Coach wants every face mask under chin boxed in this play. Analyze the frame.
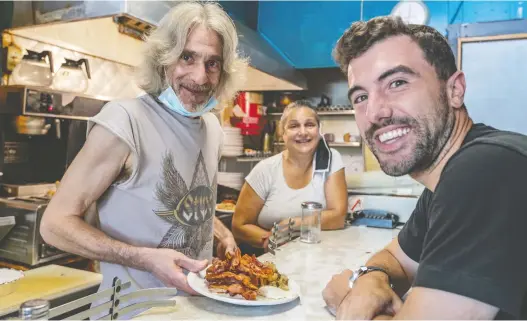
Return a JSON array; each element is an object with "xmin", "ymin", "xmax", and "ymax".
[{"xmin": 158, "ymin": 84, "xmax": 218, "ymax": 118}]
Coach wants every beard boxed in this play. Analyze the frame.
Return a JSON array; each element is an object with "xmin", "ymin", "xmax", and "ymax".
[
  {"xmin": 173, "ymin": 80, "xmax": 214, "ymax": 112},
  {"xmin": 365, "ymin": 88, "xmax": 455, "ymax": 176}
]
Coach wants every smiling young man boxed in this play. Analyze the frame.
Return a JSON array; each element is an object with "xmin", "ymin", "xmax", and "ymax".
[
  {"xmin": 322, "ymin": 16, "xmax": 527, "ymax": 320},
  {"xmin": 40, "ymin": 2, "xmax": 246, "ymax": 316}
]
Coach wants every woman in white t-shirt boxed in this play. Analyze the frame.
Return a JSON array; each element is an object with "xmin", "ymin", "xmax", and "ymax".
[{"xmin": 232, "ymin": 101, "xmax": 348, "ymax": 253}]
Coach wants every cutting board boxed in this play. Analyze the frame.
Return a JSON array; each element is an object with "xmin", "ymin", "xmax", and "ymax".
[{"xmin": 0, "ymin": 264, "xmax": 102, "ymax": 316}]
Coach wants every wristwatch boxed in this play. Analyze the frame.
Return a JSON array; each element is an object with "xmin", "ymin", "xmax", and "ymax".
[{"xmin": 349, "ymin": 266, "xmax": 394, "ymax": 289}]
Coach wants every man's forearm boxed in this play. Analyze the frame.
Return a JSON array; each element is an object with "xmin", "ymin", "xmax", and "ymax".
[
  {"xmin": 364, "ymin": 249, "xmax": 412, "ymax": 297},
  {"xmin": 41, "ymin": 215, "xmax": 150, "ymax": 271},
  {"xmin": 213, "ymin": 216, "xmax": 233, "ymax": 241}
]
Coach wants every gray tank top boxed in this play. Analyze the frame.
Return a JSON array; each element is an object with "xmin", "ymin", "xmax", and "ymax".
[{"xmin": 86, "ymin": 94, "xmax": 222, "ymax": 315}]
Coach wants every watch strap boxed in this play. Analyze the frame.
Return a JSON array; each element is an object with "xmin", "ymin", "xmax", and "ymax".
[{"xmin": 349, "ymin": 266, "xmax": 394, "ymax": 289}]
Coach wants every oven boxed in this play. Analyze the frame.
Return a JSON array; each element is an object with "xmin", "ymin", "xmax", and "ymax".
[{"xmin": 0, "ymin": 194, "xmax": 68, "ymax": 266}]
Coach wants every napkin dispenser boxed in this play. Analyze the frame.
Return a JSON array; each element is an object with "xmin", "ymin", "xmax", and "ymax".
[{"xmin": 347, "ymin": 209, "xmax": 400, "ymax": 229}]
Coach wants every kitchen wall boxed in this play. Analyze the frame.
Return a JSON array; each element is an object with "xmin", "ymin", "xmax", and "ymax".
[
  {"xmin": 448, "ymin": 19, "xmax": 527, "ymax": 136},
  {"xmin": 3, "ymin": 32, "xmax": 143, "ymax": 100},
  {"xmin": 0, "ymin": 1, "xmax": 257, "ymax": 99},
  {"xmin": 257, "ymin": 1, "xmax": 527, "ymax": 69},
  {"xmin": 1, "ymin": 1, "xmax": 143, "ymax": 99},
  {"xmin": 220, "ymin": 1, "xmax": 259, "ymax": 30},
  {"xmin": 296, "ymin": 68, "xmax": 360, "ymax": 142},
  {"xmin": 260, "ymin": 68, "xmax": 350, "ymax": 108},
  {"xmin": 299, "ymin": 68, "xmax": 349, "ymax": 106}
]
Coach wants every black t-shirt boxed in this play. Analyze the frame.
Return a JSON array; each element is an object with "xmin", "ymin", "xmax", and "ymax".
[{"xmin": 398, "ymin": 123, "xmax": 527, "ymax": 319}]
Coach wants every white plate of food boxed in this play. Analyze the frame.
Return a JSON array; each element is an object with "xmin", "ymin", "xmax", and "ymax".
[
  {"xmin": 188, "ymin": 249, "xmax": 300, "ymax": 306},
  {"xmin": 215, "ymin": 200, "xmax": 236, "ymax": 214}
]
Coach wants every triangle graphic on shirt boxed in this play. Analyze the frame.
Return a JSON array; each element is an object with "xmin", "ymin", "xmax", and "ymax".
[{"xmin": 153, "ymin": 149, "xmax": 215, "ymax": 258}]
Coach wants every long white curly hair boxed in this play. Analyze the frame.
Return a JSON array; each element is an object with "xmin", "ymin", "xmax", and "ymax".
[{"xmin": 135, "ymin": 1, "xmax": 247, "ymax": 104}]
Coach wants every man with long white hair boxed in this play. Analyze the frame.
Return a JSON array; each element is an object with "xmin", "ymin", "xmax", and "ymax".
[{"xmin": 40, "ymin": 1, "xmax": 246, "ymax": 301}]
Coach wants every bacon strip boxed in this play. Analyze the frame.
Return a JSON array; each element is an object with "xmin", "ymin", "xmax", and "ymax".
[{"xmin": 205, "ymin": 248, "xmax": 285, "ymax": 300}]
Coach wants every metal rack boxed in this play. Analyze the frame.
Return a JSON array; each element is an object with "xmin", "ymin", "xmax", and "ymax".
[
  {"xmin": 267, "ymin": 218, "xmax": 300, "ymax": 255},
  {"xmin": 17, "ymin": 277, "xmax": 178, "ymax": 320}
]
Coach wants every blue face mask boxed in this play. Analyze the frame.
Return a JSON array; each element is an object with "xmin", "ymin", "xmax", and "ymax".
[{"xmin": 158, "ymin": 85, "xmax": 218, "ymax": 118}]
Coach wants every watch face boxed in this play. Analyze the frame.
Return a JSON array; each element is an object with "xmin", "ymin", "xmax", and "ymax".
[{"xmin": 391, "ymin": 0, "xmax": 429, "ymax": 25}]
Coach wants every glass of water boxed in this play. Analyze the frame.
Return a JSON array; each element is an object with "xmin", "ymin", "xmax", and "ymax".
[{"xmin": 300, "ymin": 201, "xmax": 323, "ymax": 243}]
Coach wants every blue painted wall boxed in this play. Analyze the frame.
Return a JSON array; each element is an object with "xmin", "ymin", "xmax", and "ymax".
[
  {"xmin": 219, "ymin": 1, "xmax": 259, "ymax": 29},
  {"xmin": 258, "ymin": 1, "xmax": 527, "ymax": 69}
]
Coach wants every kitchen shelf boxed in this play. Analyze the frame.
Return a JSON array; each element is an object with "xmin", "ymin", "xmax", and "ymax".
[
  {"xmin": 274, "ymin": 142, "xmax": 361, "ymax": 148},
  {"xmin": 268, "ymin": 110, "xmax": 355, "ymax": 116}
]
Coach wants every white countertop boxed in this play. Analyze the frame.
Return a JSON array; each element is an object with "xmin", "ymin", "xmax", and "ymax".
[{"xmin": 133, "ymin": 226, "xmax": 400, "ymax": 320}]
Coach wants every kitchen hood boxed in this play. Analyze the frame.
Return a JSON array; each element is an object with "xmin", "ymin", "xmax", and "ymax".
[{"xmin": 7, "ymin": 1, "xmax": 307, "ymax": 91}]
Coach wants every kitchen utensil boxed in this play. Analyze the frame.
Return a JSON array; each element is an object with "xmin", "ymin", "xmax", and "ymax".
[
  {"xmin": 3, "ymin": 36, "xmax": 23, "ymax": 73},
  {"xmin": 54, "ymin": 119, "xmax": 61, "ymax": 139},
  {"xmin": 317, "ymin": 94, "xmax": 331, "ymax": 108},
  {"xmin": 323, "ymin": 133, "xmax": 335, "ymax": 143},
  {"xmin": 52, "ymin": 58, "xmax": 91, "ymax": 93},
  {"xmin": 300, "ymin": 201, "xmax": 323, "ymax": 243},
  {"xmin": 9, "ymin": 50, "xmax": 54, "ymax": 87},
  {"xmin": 277, "ymin": 92, "xmax": 293, "ymax": 108},
  {"xmin": 261, "ymin": 120, "xmax": 275, "ymax": 154},
  {"xmin": 344, "ymin": 133, "xmax": 361, "ymax": 143}
]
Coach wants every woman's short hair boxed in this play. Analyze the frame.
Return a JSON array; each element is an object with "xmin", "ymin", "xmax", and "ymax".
[
  {"xmin": 135, "ymin": 1, "xmax": 248, "ymax": 103},
  {"xmin": 280, "ymin": 100, "xmax": 320, "ymax": 131}
]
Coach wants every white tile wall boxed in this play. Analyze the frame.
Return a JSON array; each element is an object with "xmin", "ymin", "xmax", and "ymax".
[{"xmin": 8, "ymin": 34, "xmax": 144, "ymax": 100}]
